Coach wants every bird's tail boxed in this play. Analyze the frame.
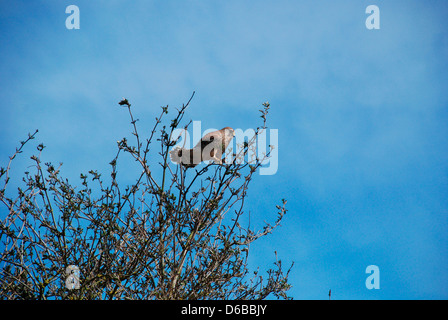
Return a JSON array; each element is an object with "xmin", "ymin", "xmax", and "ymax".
[
  {"xmin": 169, "ymin": 147, "xmax": 197, "ymax": 168},
  {"xmin": 169, "ymin": 146, "xmax": 184, "ymax": 164}
]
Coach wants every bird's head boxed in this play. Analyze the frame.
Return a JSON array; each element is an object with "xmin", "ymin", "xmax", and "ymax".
[{"xmin": 222, "ymin": 127, "xmax": 235, "ymax": 137}]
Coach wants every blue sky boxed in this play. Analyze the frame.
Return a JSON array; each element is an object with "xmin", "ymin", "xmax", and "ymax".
[{"xmin": 1, "ymin": 0, "xmax": 448, "ymax": 299}]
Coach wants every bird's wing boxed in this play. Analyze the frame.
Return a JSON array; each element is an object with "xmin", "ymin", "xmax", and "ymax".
[{"xmin": 194, "ymin": 130, "xmax": 222, "ymax": 150}]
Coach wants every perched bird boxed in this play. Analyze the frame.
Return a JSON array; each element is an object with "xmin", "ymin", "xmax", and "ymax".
[{"xmin": 169, "ymin": 127, "xmax": 235, "ymax": 168}]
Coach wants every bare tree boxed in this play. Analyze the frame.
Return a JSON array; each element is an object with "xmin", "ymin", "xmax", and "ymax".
[{"xmin": 0, "ymin": 92, "xmax": 293, "ymax": 300}]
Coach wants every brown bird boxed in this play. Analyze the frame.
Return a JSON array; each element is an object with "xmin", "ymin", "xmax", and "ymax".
[{"xmin": 169, "ymin": 127, "xmax": 235, "ymax": 168}]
